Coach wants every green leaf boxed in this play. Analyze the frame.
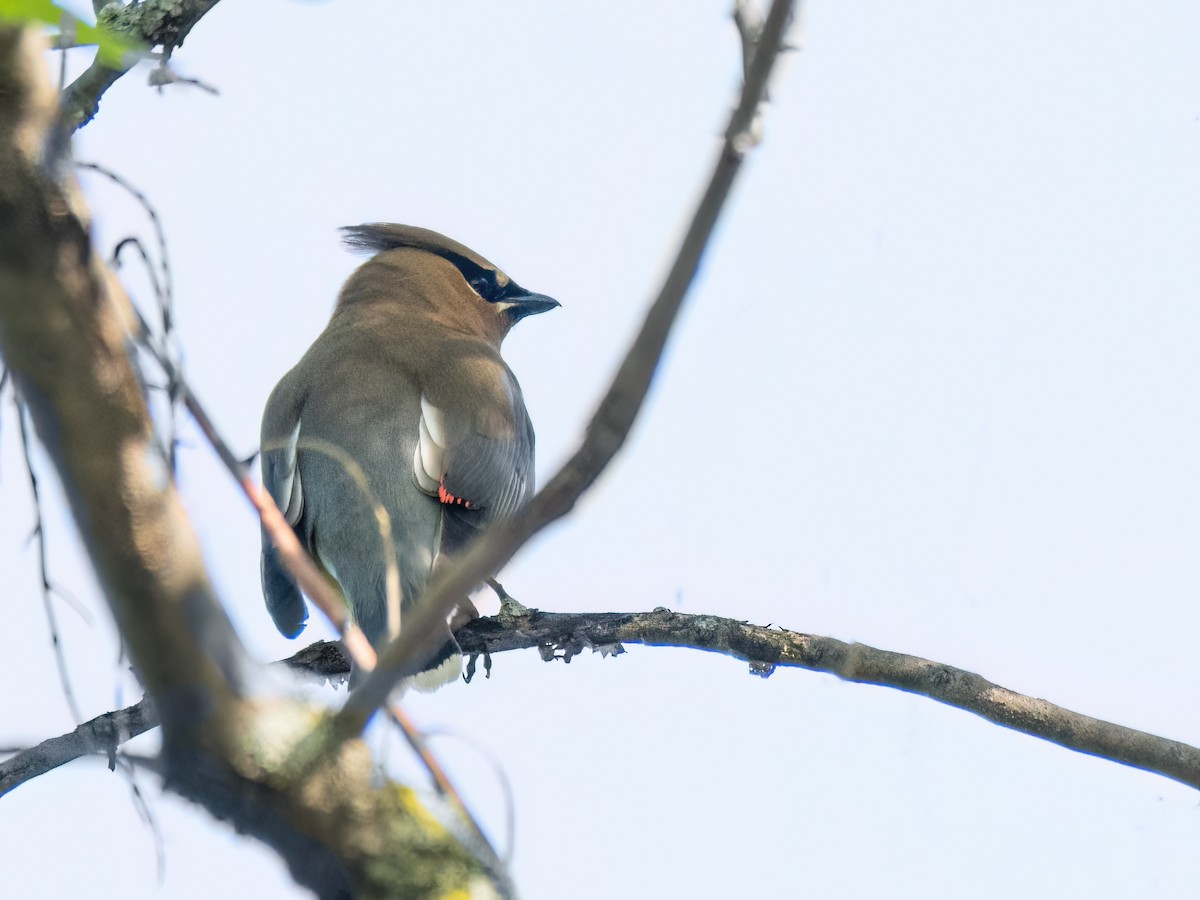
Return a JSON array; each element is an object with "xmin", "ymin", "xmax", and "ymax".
[{"xmin": 0, "ymin": 0, "xmax": 142, "ymax": 68}]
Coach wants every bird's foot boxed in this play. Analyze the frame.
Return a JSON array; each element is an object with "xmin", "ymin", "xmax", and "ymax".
[{"xmin": 448, "ymin": 597, "xmax": 480, "ymax": 631}]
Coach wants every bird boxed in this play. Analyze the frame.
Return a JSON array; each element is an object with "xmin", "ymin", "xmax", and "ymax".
[{"xmin": 259, "ymin": 224, "xmax": 558, "ymax": 689}]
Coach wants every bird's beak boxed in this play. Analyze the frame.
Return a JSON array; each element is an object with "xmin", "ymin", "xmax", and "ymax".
[{"xmin": 496, "ymin": 291, "xmax": 561, "ymax": 321}]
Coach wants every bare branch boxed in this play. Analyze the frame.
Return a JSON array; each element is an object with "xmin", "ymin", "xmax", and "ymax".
[
  {"xmin": 10, "ymin": 607, "xmax": 1200, "ymax": 796},
  {"xmin": 733, "ymin": 0, "xmax": 765, "ymax": 83},
  {"xmin": 60, "ymin": 0, "xmax": 222, "ymax": 132},
  {"xmin": 0, "ymin": 697, "xmax": 157, "ymax": 796},
  {"xmin": 454, "ymin": 609, "xmax": 1200, "ymax": 792}
]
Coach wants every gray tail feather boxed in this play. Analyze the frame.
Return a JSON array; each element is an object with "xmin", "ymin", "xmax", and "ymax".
[{"xmin": 261, "ymin": 543, "xmax": 308, "ymax": 638}]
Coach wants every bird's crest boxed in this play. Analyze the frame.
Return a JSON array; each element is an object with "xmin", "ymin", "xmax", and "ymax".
[{"xmin": 341, "ymin": 223, "xmax": 506, "ymax": 287}]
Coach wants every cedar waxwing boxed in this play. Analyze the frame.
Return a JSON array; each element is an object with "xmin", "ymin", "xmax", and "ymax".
[{"xmin": 259, "ymin": 224, "xmax": 558, "ymax": 688}]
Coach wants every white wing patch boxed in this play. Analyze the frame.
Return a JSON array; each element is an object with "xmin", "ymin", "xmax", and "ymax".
[
  {"xmin": 277, "ymin": 418, "xmax": 304, "ymax": 525},
  {"xmin": 415, "ymin": 418, "xmax": 442, "ymax": 493},
  {"xmin": 421, "ymin": 395, "xmax": 449, "ymax": 446},
  {"xmin": 413, "ymin": 395, "xmax": 448, "ymax": 495}
]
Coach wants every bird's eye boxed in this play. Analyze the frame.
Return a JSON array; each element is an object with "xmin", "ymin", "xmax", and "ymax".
[{"xmin": 468, "ymin": 275, "xmax": 493, "ymax": 300}]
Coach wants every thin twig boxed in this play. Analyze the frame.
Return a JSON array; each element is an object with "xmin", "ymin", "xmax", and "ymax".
[
  {"xmin": 733, "ymin": 0, "xmax": 764, "ymax": 83},
  {"xmin": 149, "ymin": 60, "xmax": 219, "ymax": 95},
  {"xmin": 77, "ymin": 163, "xmax": 174, "ymax": 333},
  {"xmin": 16, "ymin": 398, "xmax": 86, "ymax": 724},
  {"xmin": 424, "ymin": 728, "xmax": 519, "ymax": 865},
  {"xmin": 78, "ymin": 161, "xmax": 180, "ymax": 467},
  {"xmin": 118, "ymin": 755, "xmax": 168, "ymax": 885}
]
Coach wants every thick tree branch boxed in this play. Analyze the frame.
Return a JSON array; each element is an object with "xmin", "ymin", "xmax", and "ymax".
[
  {"xmin": 0, "ymin": 27, "xmax": 498, "ymax": 899},
  {"xmin": 1, "ymin": 28, "xmax": 245, "ymax": 723},
  {"xmin": 10, "ymin": 608, "xmax": 1198, "ymax": 796}
]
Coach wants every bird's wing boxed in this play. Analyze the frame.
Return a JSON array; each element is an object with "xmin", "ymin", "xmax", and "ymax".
[
  {"xmin": 413, "ymin": 370, "xmax": 535, "ymax": 553},
  {"xmin": 259, "ymin": 374, "xmax": 310, "ymax": 638},
  {"xmin": 263, "ymin": 417, "xmax": 305, "ymax": 527}
]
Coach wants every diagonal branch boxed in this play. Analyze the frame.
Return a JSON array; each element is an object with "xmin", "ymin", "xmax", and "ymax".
[{"xmin": 0, "ymin": 27, "xmax": 500, "ymax": 898}]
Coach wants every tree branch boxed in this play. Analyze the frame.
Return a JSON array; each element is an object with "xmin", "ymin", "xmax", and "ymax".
[
  {"xmin": 456, "ymin": 609, "xmax": 1200, "ymax": 791},
  {"xmin": 0, "ymin": 26, "xmax": 500, "ymax": 898},
  {"xmin": 0, "ymin": 697, "xmax": 158, "ymax": 795},
  {"xmin": 60, "ymin": 0, "xmax": 222, "ymax": 132},
  {"xmin": 10, "ymin": 608, "xmax": 1198, "ymax": 796}
]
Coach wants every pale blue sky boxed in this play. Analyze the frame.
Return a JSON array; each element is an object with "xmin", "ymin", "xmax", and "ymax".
[{"xmin": 4, "ymin": 2, "xmax": 1200, "ymax": 897}]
